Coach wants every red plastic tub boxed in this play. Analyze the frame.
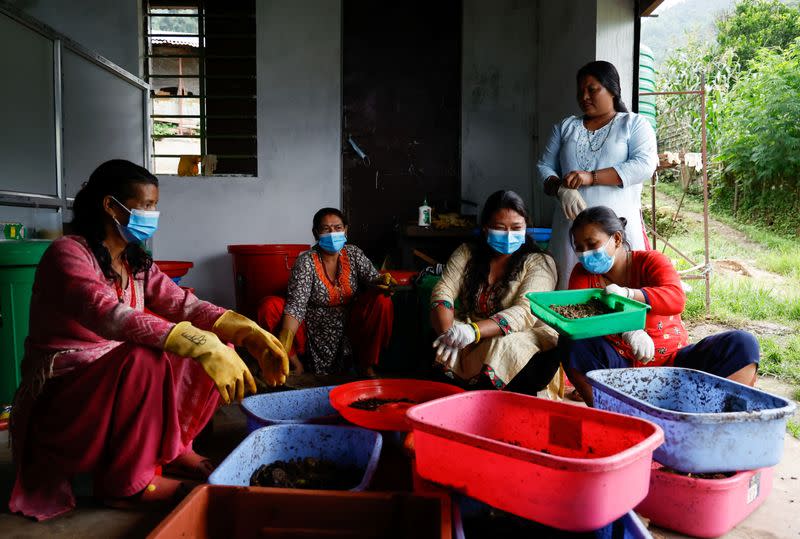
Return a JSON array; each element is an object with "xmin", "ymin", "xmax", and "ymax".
[
  {"xmin": 155, "ymin": 260, "xmax": 194, "ymax": 280},
  {"xmin": 148, "ymin": 485, "xmax": 452, "ymax": 539},
  {"xmin": 636, "ymin": 462, "xmax": 773, "ymax": 538},
  {"xmin": 407, "ymin": 391, "xmax": 664, "ymax": 532},
  {"xmin": 330, "ymin": 379, "xmax": 465, "ymax": 432},
  {"xmin": 227, "ymin": 244, "xmax": 309, "ymax": 319}
]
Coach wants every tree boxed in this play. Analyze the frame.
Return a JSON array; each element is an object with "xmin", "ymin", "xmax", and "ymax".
[
  {"xmin": 716, "ymin": 0, "xmax": 800, "ymax": 71},
  {"xmin": 715, "ymin": 39, "xmax": 800, "ymax": 229}
]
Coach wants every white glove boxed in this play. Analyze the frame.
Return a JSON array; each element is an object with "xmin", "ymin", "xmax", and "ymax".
[
  {"xmin": 621, "ymin": 330, "xmax": 655, "ymax": 363},
  {"xmin": 557, "ymin": 186, "xmax": 587, "ymax": 221},
  {"xmin": 437, "ymin": 322, "xmax": 477, "ymax": 350},
  {"xmin": 433, "ymin": 340, "xmax": 460, "ymax": 370},
  {"xmin": 605, "ymin": 284, "xmax": 633, "ymax": 299}
]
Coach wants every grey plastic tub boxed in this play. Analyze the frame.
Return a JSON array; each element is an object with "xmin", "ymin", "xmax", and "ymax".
[{"xmin": 587, "ymin": 367, "xmax": 796, "ymax": 473}]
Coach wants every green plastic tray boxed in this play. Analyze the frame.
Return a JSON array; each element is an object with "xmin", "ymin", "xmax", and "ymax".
[{"xmin": 526, "ymin": 288, "xmax": 651, "ymax": 340}]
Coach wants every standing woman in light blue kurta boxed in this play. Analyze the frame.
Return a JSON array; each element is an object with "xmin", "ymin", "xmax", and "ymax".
[{"xmin": 537, "ymin": 61, "xmax": 659, "ymax": 288}]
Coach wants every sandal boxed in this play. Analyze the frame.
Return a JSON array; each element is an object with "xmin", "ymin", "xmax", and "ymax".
[
  {"xmin": 104, "ymin": 475, "xmax": 196, "ymax": 510},
  {"xmin": 162, "ymin": 449, "xmax": 215, "ymax": 481}
]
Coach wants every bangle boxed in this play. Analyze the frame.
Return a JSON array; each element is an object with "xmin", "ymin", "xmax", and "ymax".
[
  {"xmin": 470, "ymin": 322, "xmax": 481, "ymax": 343},
  {"xmin": 591, "ymin": 170, "xmax": 598, "ymax": 185}
]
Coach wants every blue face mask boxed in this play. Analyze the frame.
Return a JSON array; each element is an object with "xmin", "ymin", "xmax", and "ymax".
[
  {"xmin": 486, "ymin": 229, "xmax": 526, "ymax": 255},
  {"xmin": 318, "ymin": 231, "xmax": 347, "ymax": 253},
  {"xmin": 112, "ymin": 197, "xmax": 160, "ymax": 243},
  {"xmin": 576, "ymin": 237, "xmax": 615, "ymax": 274}
]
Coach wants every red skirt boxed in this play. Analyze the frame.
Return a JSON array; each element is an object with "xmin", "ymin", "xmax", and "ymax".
[
  {"xmin": 258, "ymin": 290, "xmax": 393, "ymax": 370},
  {"xmin": 9, "ymin": 343, "xmax": 219, "ymax": 520}
]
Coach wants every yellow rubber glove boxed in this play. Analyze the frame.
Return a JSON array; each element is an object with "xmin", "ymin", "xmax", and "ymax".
[
  {"xmin": 375, "ymin": 273, "xmax": 398, "ymax": 295},
  {"xmin": 212, "ymin": 311, "xmax": 289, "ymax": 387},
  {"xmin": 278, "ymin": 327, "xmax": 295, "ymax": 355},
  {"xmin": 164, "ymin": 321, "xmax": 256, "ymax": 404}
]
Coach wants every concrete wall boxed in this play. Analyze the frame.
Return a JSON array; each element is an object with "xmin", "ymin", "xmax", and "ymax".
[
  {"xmin": 596, "ymin": 0, "xmax": 636, "ymax": 108},
  {"xmin": 154, "ymin": 0, "xmax": 342, "ymax": 307},
  {"xmin": 534, "ymin": 0, "xmax": 597, "ymax": 226},
  {"xmin": 5, "ymin": 0, "xmax": 636, "ymax": 304},
  {"xmin": 461, "ymin": 0, "xmax": 537, "ymax": 219},
  {"xmin": 9, "ymin": 0, "xmax": 141, "ymax": 75}
]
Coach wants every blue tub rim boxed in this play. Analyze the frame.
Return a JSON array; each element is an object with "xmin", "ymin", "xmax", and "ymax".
[
  {"xmin": 239, "ymin": 385, "xmax": 340, "ymax": 426},
  {"xmin": 587, "ymin": 367, "xmax": 796, "ymax": 424},
  {"xmin": 208, "ymin": 423, "xmax": 383, "ymax": 492}
]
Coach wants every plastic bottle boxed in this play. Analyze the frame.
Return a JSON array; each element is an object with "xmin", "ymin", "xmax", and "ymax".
[{"xmin": 418, "ymin": 197, "xmax": 432, "ymax": 227}]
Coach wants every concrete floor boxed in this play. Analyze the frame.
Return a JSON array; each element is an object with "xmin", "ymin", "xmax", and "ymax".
[{"xmin": 0, "ymin": 377, "xmax": 799, "ymax": 538}]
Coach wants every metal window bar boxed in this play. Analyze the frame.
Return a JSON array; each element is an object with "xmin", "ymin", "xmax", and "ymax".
[
  {"xmin": 640, "ymin": 77, "xmax": 711, "ymax": 315},
  {"xmin": 145, "ymin": 1, "xmax": 257, "ymax": 175}
]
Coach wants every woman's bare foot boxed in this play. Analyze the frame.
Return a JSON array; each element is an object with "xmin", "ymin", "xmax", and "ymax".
[
  {"xmin": 163, "ymin": 449, "xmax": 215, "ymax": 481},
  {"xmin": 105, "ymin": 475, "xmax": 197, "ymax": 510}
]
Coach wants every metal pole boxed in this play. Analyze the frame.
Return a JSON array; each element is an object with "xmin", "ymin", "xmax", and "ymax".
[
  {"xmin": 651, "ymin": 171, "xmax": 657, "ymax": 249},
  {"xmin": 700, "ymin": 74, "xmax": 711, "ymax": 316}
]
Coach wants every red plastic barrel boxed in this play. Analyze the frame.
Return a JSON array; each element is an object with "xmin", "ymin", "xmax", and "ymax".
[
  {"xmin": 155, "ymin": 260, "xmax": 194, "ymax": 280},
  {"xmin": 227, "ymin": 244, "xmax": 310, "ymax": 319}
]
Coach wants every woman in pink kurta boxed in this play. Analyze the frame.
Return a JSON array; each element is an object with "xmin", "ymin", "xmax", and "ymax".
[{"xmin": 9, "ymin": 160, "xmax": 288, "ymax": 520}]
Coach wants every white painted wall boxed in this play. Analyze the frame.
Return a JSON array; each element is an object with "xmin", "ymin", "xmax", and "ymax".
[
  {"xmin": 597, "ymin": 0, "xmax": 636, "ymax": 108},
  {"xmin": 6, "ymin": 0, "xmax": 635, "ymax": 304},
  {"xmin": 9, "ymin": 0, "xmax": 141, "ymax": 75},
  {"xmin": 153, "ymin": 0, "xmax": 342, "ymax": 307},
  {"xmin": 533, "ymin": 1, "xmax": 597, "ymax": 226},
  {"xmin": 461, "ymin": 0, "xmax": 537, "ymax": 219}
]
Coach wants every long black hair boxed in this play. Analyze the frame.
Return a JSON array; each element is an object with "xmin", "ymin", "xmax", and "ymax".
[
  {"xmin": 461, "ymin": 190, "xmax": 543, "ymax": 314},
  {"xmin": 570, "ymin": 206, "xmax": 631, "ymax": 250},
  {"xmin": 71, "ymin": 159, "xmax": 157, "ymax": 280},
  {"xmin": 577, "ymin": 60, "xmax": 629, "ymax": 113}
]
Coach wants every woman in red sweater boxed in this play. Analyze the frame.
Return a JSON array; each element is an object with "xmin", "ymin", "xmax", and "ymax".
[{"xmin": 561, "ymin": 206, "xmax": 759, "ymax": 405}]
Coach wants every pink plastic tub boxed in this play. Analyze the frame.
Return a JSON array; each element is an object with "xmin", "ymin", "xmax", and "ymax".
[
  {"xmin": 636, "ymin": 462, "xmax": 773, "ymax": 538},
  {"xmin": 406, "ymin": 391, "xmax": 664, "ymax": 531}
]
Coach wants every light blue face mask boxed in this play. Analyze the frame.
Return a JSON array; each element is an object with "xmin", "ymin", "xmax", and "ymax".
[
  {"xmin": 486, "ymin": 229, "xmax": 526, "ymax": 255},
  {"xmin": 318, "ymin": 231, "xmax": 347, "ymax": 253},
  {"xmin": 112, "ymin": 196, "xmax": 160, "ymax": 243},
  {"xmin": 576, "ymin": 237, "xmax": 615, "ymax": 274}
]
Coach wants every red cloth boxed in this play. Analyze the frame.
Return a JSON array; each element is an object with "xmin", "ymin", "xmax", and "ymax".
[
  {"xmin": 568, "ymin": 250, "xmax": 688, "ymax": 366},
  {"xmin": 9, "ymin": 343, "xmax": 219, "ymax": 520},
  {"xmin": 9, "ymin": 236, "xmax": 227, "ymax": 520},
  {"xmin": 257, "ymin": 290, "xmax": 393, "ymax": 370},
  {"xmin": 258, "ymin": 296, "xmax": 308, "ymax": 357},
  {"xmin": 348, "ymin": 289, "xmax": 394, "ymax": 369}
]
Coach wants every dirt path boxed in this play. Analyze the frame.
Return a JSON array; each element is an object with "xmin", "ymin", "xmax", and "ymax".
[{"xmin": 652, "ymin": 190, "xmax": 795, "ymax": 295}]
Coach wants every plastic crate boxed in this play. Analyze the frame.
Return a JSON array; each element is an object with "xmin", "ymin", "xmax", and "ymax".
[
  {"xmin": 240, "ymin": 386, "xmax": 340, "ymax": 432},
  {"xmin": 453, "ymin": 495, "xmax": 652, "ymax": 539},
  {"xmin": 148, "ymin": 485, "xmax": 452, "ymax": 539},
  {"xmin": 406, "ymin": 391, "xmax": 663, "ymax": 531},
  {"xmin": 526, "ymin": 289, "xmax": 650, "ymax": 340},
  {"xmin": 588, "ymin": 367, "xmax": 796, "ymax": 472},
  {"xmin": 208, "ymin": 424, "xmax": 382, "ymax": 491},
  {"xmin": 636, "ymin": 462, "xmax": 773, "ymax": 538}
]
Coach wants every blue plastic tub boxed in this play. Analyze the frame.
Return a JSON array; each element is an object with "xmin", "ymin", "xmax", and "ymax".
[
  {"xmin": 240, "ymin": 385, "xmax": 340, "ymax": 432},
  {"xmin": 527, "ymin": 227, "xmax": 552, "ymax": 242},
  {"xmin": 453, "ymin": 495, "xmax": 651, "ymax": 538},
  {"xmin": 588, "ymin": 367, "xmax": 796, "ymax": 473},
  {"xmin": 208, "ymin": 424, "xmax": 382, "ymax": 491}
]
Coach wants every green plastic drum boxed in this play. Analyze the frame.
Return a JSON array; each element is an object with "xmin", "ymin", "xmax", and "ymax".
[{"xmin": 0, "ymin": 240, "xmax": 51, "ymax": 403}]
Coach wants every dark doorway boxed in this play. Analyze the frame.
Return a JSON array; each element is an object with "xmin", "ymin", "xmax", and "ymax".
[{"xmin": 342, "ymin": 0, "xmax": 462, "ymax": 264}]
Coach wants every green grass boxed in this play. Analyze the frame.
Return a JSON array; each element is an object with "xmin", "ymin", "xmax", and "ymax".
[
  {"xmin": 788, "ymin": 420, "xmax": 800, "ymax": 440},
  {"xmin": 649, "ymin": 180, "xmax": 800, "ymax": 395},
  {"xmin": 758, "ymin": 335, "xmax": 800, "ymax": 384}
]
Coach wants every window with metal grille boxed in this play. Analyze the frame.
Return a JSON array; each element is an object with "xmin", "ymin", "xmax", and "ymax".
[{"xmin": 144, "ymin": 0, "xmax": 257, "ymax": 176}]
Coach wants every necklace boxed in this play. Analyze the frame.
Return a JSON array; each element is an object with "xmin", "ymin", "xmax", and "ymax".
[{"xmin": 584, "ymin": 115, "xmax": 617, "ymax": 152}]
